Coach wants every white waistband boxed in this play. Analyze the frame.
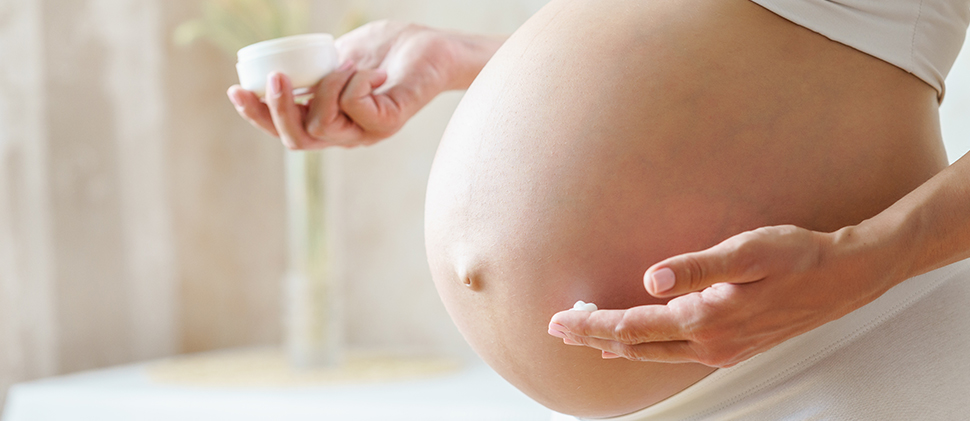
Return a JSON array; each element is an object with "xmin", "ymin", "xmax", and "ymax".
[{"xmin": 749, "ymin": 0, "xmax": 970, "ymax": 102}]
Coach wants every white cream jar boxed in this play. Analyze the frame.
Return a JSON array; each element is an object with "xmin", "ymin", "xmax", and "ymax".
[{"xmin": 236, "ymin": 33, "xmax": 339, "ymax": 98}]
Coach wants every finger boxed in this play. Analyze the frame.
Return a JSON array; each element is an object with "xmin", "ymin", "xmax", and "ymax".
[
  {"xmin": 265, "ymin": 72, "xmax": 319, "ymax": 150},
  {"xmin": 549, "ymin": 306, "xmax": 686, "ymax": 344},
  {"xmin": 305, "ymin": 60, "xmax": 364, "ymax": 142},
  {"xmin": 645, "ymin": 233, "xmax": 767, "ymax": 297},
  {"xmin": 340, "ymin": 68, "xmax": 403, "ymax": 137},
  {"xmin": 572, "ymin": 335, "xmax": 699, "ymax": 364},
  {"xmin": 227, "ymin": 85, "xmax": 278, "ymax": 137}
]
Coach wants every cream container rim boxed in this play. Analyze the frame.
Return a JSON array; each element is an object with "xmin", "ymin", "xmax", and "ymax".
[{"xmin": 236, "ymin": 33, "xmax": 335, "ymax": 62}]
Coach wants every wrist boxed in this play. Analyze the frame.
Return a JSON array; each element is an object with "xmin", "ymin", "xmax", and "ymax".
[
  {"xmin": 827, "ymin": 215, "xmax": 915, "ymax": 297},
  {"xmin": 439, "ymin": 30, "xmax": 506, "ymax": 90}
]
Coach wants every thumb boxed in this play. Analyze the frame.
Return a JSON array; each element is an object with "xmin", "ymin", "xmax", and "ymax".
[{"xmin": 644, "ymin": 236, "xmax": 766, "ymax": 297}]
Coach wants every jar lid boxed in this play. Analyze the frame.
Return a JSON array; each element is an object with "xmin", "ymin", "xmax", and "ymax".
[{"xmin": 237, "ymin": 33, "xmax": 335, "ymax": 62}]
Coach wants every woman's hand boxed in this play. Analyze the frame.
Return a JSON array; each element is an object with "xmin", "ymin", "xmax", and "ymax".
[
  {"xmin": 548, "ymin": 225, "xmax": 898, "ymax": 367},
  {"xmin": 227, "ymin": 21, "xmax": 503, "ymax": 149}
]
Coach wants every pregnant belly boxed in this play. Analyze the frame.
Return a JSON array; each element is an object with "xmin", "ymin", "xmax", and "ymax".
[{"xmin": 424, "ymin": 0, "xmax": 944, "ymax": 417}]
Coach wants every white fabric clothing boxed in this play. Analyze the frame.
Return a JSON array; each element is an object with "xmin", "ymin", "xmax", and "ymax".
[
  {"xmin": 751, "ymin": 0, "xmax": 970, "ymax": 100},
  {"xmin": 551, "ymin": 258, "xmax": 970, "ymax": 420}
]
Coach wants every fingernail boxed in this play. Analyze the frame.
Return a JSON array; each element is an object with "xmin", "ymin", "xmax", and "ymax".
[
  {"xmin": 563, "ymin": 338, "xmax": 580, "ymax": 345},
  {"xmin": 602, "ymin": 351, "xmax": 621, "ymax": 359},
  {"xmin": 338, "ymin": 59, "xmax": 355, "ymax": 72},
  {"xmin": 548, "ymin": 325, "xmax": 568, "ymax": 339},
  {"xmin": 227, "ymin": 89, "xmax": 242, "ymax": 108},
  {"xmin": 651, "ymin": 268, "xmax": 676, "ymax": 293},
  {"xmin": 268, "ymin": 73, "xmax": 282, "ymax": 98}
]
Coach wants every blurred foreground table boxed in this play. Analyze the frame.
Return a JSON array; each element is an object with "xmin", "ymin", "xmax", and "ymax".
[{"xmin": 2, "ymin": 348, "xmax": 550, "ymax": 421}]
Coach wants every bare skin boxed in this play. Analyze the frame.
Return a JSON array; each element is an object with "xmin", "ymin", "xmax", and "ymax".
[
  {"xmin": 227, "ymin": 0, "xmax": 967, "ymax": 418},
  {"xmin": 425, "ymin": 0, "xmax": 945, "ymax": 417}
]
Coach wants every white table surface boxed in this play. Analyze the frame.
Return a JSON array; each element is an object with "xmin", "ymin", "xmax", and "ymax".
[{"xmin": 1, "ymin": 350, "xmax": 551, "ymax": 421}]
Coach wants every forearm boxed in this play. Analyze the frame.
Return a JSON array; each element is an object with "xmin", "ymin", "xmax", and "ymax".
[
  {"xmin": 443, "ymin": 30, "xmax": 508, "ymax": 90},
  {"xmin": 846, "ymin": 152, "xmax": 970, "ymax": 288}
]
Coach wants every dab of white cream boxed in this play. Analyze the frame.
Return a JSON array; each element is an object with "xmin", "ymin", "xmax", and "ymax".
[{"xmin": 571, "ymin": 301, "xmax": 598, "ymax": 312}]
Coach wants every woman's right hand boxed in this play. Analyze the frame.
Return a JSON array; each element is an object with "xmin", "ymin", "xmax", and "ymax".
[{"xmin": 227, "ymin": 20, "xmax": 504, "ymax": 150}]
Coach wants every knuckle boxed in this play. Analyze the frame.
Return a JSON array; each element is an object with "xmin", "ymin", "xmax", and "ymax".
[
  {"xmin": 612, "ymin": 313, "xmax": 643, "ymax": 345},
  {"xmin": 338, "ymin": 95, "xmax": 360, "ymax": 113},
  {"xmin": 725, "ymin": 234, "xmax": 765, "ymax": 278},
  {"xmin": 305, "ymin": 122, "xmax": 327, "ymax": 139},
  {"xmin": 735, "ymin": 230, "xmax": 763, "ymax": 247},
  {"xmin": 683, "ymin": 255, "xmax": 706, "ymax": 291},
  {"xmin": 612, "ymin": 323, "xmax": 639, "ymax": 345},
  {"xmin": 626, "ymin": 345, "xmax": 662, "ymax": 363},
  {"xmin": 308, "ymin": 118, "xmax": 356, "ymax": 144},
  {"xmin": 611, "ymin": 345, "xmax": 643, "ymax": 361}
]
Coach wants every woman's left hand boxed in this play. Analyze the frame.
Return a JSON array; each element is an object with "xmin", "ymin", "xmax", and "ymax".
[{"xmin": 548, "ymin": 225, "xmax": 896, "ymax": 368}]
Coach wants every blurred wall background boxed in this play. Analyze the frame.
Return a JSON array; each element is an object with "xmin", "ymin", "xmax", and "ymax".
[
  {"xmin": 942, "ymin": 31, "xmax": 970, "ymax": 162},
  {"xmin": 1, "ymin": 0, "xmax": 969, "ymax": 413}
]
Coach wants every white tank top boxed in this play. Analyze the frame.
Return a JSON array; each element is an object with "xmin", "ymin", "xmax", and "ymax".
[{"xmin": 751, "ymin": 0, "xmax": 970, "ymax": 100}]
